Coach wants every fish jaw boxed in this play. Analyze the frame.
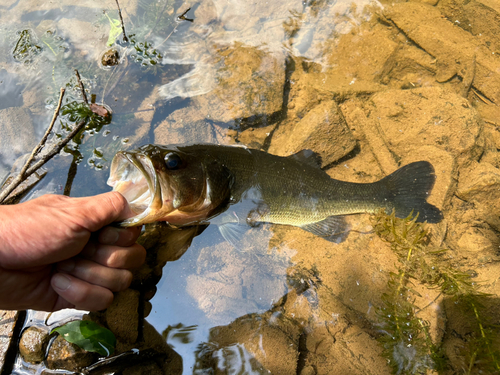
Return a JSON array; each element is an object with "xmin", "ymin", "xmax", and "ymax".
[{"xmin": 107, "ymin": 151, "xmax": 170, "ymax": 226}]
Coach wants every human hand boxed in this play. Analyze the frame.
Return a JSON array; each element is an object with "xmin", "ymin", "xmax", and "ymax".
[{"xmin": 0, "ymin": 192, "xmax": 146, "ymax": 311}]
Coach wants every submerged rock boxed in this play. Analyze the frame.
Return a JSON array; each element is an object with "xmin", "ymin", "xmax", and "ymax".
[
  {"xmin": 195, "ymin": 311, "xmax": 301, "ymax": 375},
  {"xmin": 366, "ymin": 86, "xmax": 484, "ymax": 169},
  {"xmin": 101, "ymin": 49, "xmax": 120, "ymax": 67},
  {"xmin": 385, "ymin": 2, "xmax": 500, "ymax": 104},
  {"xmin": 192, "ymin": 43, "xmax": 285, "ymax": 126},
  {"xmin": 46, "ymin": 335, "xmax": 95, "ymax": 372},
  {"xmin": 269, "ymin": 100, "xmax": 356, "ymax": 166}
]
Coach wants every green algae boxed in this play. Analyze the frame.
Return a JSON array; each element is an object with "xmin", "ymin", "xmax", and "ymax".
[
  {"xmin": 372, "ymin": 210, "xmax": 500, "ymax": 374},
  {"xmin": 12, "ymin": 29, "xmax": 42, "ymax": 65}
]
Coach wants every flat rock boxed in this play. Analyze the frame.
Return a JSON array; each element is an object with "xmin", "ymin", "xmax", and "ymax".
[
  {"xmin": 385, "ymin": 2, "xmax": 500, "ymax": 104},
  {"xmin": 0, "ymin": 311, "xmax": 20, "ymax": 373},
  {"xmin": 196, "ymin": 311, "xmax": 301, "ymax": 375},
  {"xmin": 366, "ymin": 87, "xmax": 484, "ymax": 168},
  {"xmin": 191, "ymin": 44, "xmax": 285, "ymax": 125},
  {"xmin": 438, "ymin": 0, "xmax": 500, "ymax": 53},
  {"xmin": 269, "ymin": 100, "xmax": 356, "ymax": 166}
]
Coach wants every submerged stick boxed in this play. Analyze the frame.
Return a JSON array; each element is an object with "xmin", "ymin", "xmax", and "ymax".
[
  {"xmin": 74, "ymin": 69, "xmax": 89, "ymax": 106},
  {"xmin": 114, "ymin": 0, "xmax": 128, "ymax": 43},
  {"xmin": 0, "ymin": 69, "xmax": 91, "ymax": 203},
  {"xmin": 0, "ymin": 88, "xmax": 65, "ymax": 203}
]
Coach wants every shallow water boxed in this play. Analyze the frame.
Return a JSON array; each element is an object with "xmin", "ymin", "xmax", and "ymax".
[{"xmin": 2, "ymin": 0, "xmax": 500, "ymax": 374}]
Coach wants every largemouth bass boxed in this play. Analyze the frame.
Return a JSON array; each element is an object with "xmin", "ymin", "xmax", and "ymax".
[{"xmin": 107, "ymin": 144, "xmax": 442, "ymax": 245}]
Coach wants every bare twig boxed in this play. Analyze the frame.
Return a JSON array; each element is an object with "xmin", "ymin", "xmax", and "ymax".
[
  {"xmin": 0, "ymin": 68, "xmax": 95, "ymax": 203},
  {"xmin": 74, "ymin": 69, "xmax": 89, "ymax": 106},
  {"xmin": 0, "ymin": 88, "xmax": 66, "ymax": 203},
  {"xmin": 0, "ymin": 118, "xmax": 86, "ymax": 203},
  {"xmin": 114, "ymin": 0, "xmax": 128, "ymax": 43},
  {"xmin": 23, "ymin": 120, "xmax": 86, "ymax": 178},
  {"xmin": 178, "ymin": 7, "xmax": 193, "ymax": 22},
  {"xmin": 32, "ymin": 88, "xmax": 65, "ymax": 160}
]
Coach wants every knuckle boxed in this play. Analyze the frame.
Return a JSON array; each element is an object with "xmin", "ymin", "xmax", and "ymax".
[
  {"xmin": 120, "ymin": 271, "xmax": 133, "ymax": 290},
  {"xmin": 106, "ymin": 191, "xmax": 128, "ymax": 216}
]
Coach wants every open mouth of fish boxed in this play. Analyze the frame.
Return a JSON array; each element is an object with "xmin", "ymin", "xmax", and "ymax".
[{"xmin": 107, "ymin": 152, "xmax": 159, "ymax": 226}]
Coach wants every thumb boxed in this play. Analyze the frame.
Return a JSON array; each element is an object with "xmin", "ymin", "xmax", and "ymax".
[{"xmin": 74, "ymin": 192, "xmax": 136, "ymax": 232}]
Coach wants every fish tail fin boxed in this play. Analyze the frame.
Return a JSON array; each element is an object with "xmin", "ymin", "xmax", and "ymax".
[{"xmin": 379, "ymin": 161, "xmax": 442, "ymax": 223}]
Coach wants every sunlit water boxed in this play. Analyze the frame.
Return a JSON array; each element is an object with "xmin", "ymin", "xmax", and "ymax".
[{"xmin": 2, "ymin": 0, "xmax": 500, "ymax": 374}]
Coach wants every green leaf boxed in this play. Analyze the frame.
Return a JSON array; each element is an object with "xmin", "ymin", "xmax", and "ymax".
[
  {"xmin": 51, "ymin": 320, "xmax": 116, "ymax": 356},
  {"xmin": 105, "ymin": 13, "xmax": 122, "ymax": 46}
]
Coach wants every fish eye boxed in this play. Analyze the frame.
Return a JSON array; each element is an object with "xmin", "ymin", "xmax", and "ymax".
[{"xmin": 164, "ymin": 152, "xmax": 182, "ymax": 170}]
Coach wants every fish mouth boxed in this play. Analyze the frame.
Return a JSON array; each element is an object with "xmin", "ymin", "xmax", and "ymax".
[{"xmin": 107, "ymin": 152, "xmax": 160, "ymax": 226}]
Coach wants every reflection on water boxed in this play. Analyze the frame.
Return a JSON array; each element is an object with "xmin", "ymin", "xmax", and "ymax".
[{"xmin": 2, "ymin": 0, "xmax": 500, "ymax": 373}]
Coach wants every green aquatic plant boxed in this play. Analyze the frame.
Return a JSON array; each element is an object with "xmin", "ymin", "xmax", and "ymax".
[
  {"xmin": 105, "ymin": 12, "xmax": 123, "ymax": 46},
  {"xmin": 12, "ymin": 29, "xmax": 42, "ymax": 65},
  {"xmin": 372, "ymin": 210, "xmax": 500, "ymax": 374},
  {"xmin": 60, "ymin": 101, "xmax": 111, "ymax": 134},
  {"xmin": 128, "ymin": 34, "xmax": 163, "ymax": 70}
]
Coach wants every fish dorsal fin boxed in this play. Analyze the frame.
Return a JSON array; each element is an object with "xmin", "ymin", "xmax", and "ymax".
[
  {"xmin": 300, "ymin": 215, "xmax": 350, "ymax": 243},
  {"xmin": 287, "ymin": 149, "xmax": 322, "ymax": 168}
]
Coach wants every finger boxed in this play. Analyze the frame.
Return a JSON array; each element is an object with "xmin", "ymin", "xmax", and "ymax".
[
  {"xmin": 74, "ymin": 192, "xmax": 137, "ymax": 231},
  {"xmin": 97, "ymin": 225, "xmax": 142, "ymax": 246},
  {"xmin": 90, "ymin": 243, "xmax": 146, "ymax": 269},
  {"xmin": 51, "ymin": 273, "xmax": 114, "ymax": 311},
  {"xmin": 57, "ymin": 259, "xmax": 132, "ymax": 292}
]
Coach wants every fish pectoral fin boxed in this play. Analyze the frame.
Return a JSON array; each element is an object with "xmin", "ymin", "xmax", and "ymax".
[
  {"xmin": 300, "ymin": 216, "xmax": 350, "ymax": 243},
  {"xmin": 218, "ymin": 223, "xmax": 250, "ymax": 251}
]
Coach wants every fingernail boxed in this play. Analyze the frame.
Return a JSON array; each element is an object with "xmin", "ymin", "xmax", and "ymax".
[
  {"xmin": 52, "ymin": 274, "xmax": 71, "ymax": 291},
  {"xmin": 57, "ymin": 260, "xmax": 75, "ymax": 272},
  {"xmin": 99, "ymin": 228, "xmax": 120, "ymax": 245}
]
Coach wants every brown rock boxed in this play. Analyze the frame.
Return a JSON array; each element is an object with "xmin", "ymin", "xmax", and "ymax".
[
  {"xmin": 185, "ymin": 240, "xmax": 290, "ymax": 325},
  {"xmin": 18, "ymin": 326, "xmax": 50, "ymax": 363},
  {"xmin": 46, "ymin": 335, "xmax": 95, "ymax": 371},
  {"xmin": 101, "ymin": 49, "xmax": 119, "ymax": 67},
  {"xmin": 456, "ymin": 161, "xmax": 500, "ymax": 232},
  {"xmin": 0, "ymin": 311, "xmax": 20, "ymax": 373},
  {"xmin": 269, "ymin": 100, "xmax": 356, "ymax": 166},
  {"xmin": 385, "ymin": 2, "xmax": 500, "ymax": 104},
  {"xmin": 439, "ymin": 0, "xmax": 500, "ymax": 53},
  {"xmin": 367, "ymin": 87, "xmax": 484, "ymax": 168},
  {"xmin": 457, "ymin": 161, "xmax": 500, "ymax": 203},
  {"xmin": 199, "ymin": 312, "xmax": 301, "ymax": 375},
  {"xmin": 153, "ymin": 108, "xmax": 229, "ymax": 145},
  {"xmin": 191, "ymin": 43, "xmax": 285, "ymax": 125},
  {"xmin": 229, "ymin": 124, "xmax": 276, "ymax": 150}
]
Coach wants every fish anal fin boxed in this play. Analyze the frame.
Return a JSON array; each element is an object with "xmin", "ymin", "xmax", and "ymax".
[
  {"xmin": 287, "ymin": 149, "xmax": 323, "ymax": 168},
  {"xmin": 218, "ymin": 223, "xmax": 250, "ymax": 251},
  {"xmin": 300, "ymin": 216, "xmax": 350, "ymax": 243}
]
